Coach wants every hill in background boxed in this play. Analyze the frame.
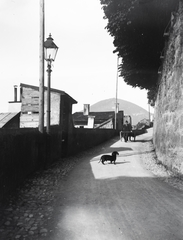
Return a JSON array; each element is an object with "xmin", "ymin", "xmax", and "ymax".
[{"xmin": 90, "ymin": 98, "xmax": 149, "ymax": 125}]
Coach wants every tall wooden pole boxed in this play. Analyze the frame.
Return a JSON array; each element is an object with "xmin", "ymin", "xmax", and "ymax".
[
  {"xmin": 148, "ymin": 103, "xmax": 151, "ymax": 126},
  {"xmin": 115, "ymin": 56, "xmax": 119, "ymax": 130},
  {"xmin": 39, "ymin": 0, "xmax": 45, "ymax": 133}
]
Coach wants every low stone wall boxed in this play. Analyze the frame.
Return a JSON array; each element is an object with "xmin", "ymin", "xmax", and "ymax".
[
  {"xmin": 0, "ymin": 127, "xmax": 117, "ymax": 201},
  {"xmin": 153, "ymin": 2, "xmax": 183, "ymax": 175}
]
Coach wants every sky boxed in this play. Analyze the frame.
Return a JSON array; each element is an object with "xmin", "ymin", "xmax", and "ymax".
[{"xmin": 0, "ymin": 0, "xmax": 153, "ymax": 114}]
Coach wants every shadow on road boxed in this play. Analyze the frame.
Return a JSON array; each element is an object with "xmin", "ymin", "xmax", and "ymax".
[
  {"xmin": 120, "ymin": 150, "xmax": 155, "ymax": 158},
  {"xmin": 114, "ymin": 161, "xmax": 130, "ymax": 165},
  {"xmin": 2, "ymin": 130, "xmax": 183, "ymax": 240},
  {"xmin": 133, "ymin": 139, "xmax": 152, "ymax": 143}
]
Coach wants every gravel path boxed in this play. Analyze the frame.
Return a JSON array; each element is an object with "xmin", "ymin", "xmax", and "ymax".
[
  {"xmin": 0, "ymin": 128, "xmax": 183, "ymax": 239},
  {"xmin": 0, "ymin": 153, "xmax": 84, "ymax": 239}
]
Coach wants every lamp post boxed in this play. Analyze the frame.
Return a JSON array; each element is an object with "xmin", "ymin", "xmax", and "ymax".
[{"xmin": 44, "ymin": 34, "xmax": 58, "ymax": 134}]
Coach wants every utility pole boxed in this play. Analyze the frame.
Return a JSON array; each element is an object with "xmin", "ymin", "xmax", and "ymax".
[
  {"xmin": 115, "ymin": 56, "xmax": 119, "ymax": 130},
  {"xmin": 148, "ymin": 103, "xmax": 151, "ymax": 126},
  {"xmin": 39, "ymin": 0, "xmax": 45, "ymax": 133}
]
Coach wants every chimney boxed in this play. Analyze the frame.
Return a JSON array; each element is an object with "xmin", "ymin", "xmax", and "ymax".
[
  {"xmin": 14, "ymin": 85, "xmax": 18, "ymax": 102},
  {"xmin": 83, "ymin": 104, "xmax": 90, "ymax": 116},
  {"xmin": 20, "ymin": 86, "xmax": 22, "ymax": 101}
]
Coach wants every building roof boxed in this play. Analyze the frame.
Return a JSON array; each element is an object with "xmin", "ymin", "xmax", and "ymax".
[
  {"xmin": 0, "ymin": 112, "xmax": 19, "ymax": 128},
  {"xmin": 73, "ymin": 111, "xmax": 116, "ymax": 125},
  {"xmin": 20, "ymin": 83, "xmax": 77, "ymax": 104}
]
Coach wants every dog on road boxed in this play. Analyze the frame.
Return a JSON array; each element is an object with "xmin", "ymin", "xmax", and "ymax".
[{"xmin": 99, "ymin": 151, "xmax": 119, "ymax": 165}]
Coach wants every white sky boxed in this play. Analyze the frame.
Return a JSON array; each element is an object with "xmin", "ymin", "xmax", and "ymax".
[{"xmin": 0, "ymin": 0, "xmax": 153, "ymax": 113}]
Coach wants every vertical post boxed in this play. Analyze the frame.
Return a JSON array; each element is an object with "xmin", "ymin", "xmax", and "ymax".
[
  {"xmin": 46, "ymin": 62, "xmax": 52, "ymax": 134},
  {"xmin": 14, "ymin": 85, "xmax": 18, "ymax": 102},
  {"xmin": 115, "ymin": 56, "xmax": 119, "ymax": 130},
  {"xmin": 148, "ymin": 103, "xmax": 151, "ymax": 126},
  {"xmin": 20, "ymin": 86, "xmax": 22, "ymax": 102},
  {"xmin": 39, "ymin": 0, "xmax": 45, "ymax": 133}
]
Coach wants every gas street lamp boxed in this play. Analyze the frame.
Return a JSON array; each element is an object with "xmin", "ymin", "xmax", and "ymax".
[{"xmin": 44, "ymin": 34, "xmax": 58, "ymax": 134}]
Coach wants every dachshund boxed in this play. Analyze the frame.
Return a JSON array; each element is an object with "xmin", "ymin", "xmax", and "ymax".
[{"xmin": 98, "ymin": 151, "xmax": 119, "ymax": 165}]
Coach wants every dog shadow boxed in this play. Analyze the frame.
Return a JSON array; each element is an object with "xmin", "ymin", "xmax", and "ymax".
[
  {"xmin": 115, "ymin": 161, "xmax": 130, "ymax": 165},
  {"xmin": 104, "ymin": 161, "xmax": 130, "ymax": 165},
  {"xmin": 101, "ymin": 147, "xmax": 132, "ymax": 154}
]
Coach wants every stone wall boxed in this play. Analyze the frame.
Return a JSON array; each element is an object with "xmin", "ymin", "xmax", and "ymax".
[{"xmin": 153, "ymin": 1, "xmax": 183, "ymax": 174}]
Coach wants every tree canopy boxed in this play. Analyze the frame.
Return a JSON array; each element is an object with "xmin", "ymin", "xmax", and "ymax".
[{"xmin": 100, "ymin": 0, "xmax": 179, "ymax": 103}]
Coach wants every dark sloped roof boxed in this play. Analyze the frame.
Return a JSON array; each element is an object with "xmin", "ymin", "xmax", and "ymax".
[
  {"xmin": 20, "ymin": 83, "xmax": 77, "ymax": 104},
  {"xmin": 0, "ymin": 112, "xmax": 20, "ymax": 128},
  {"xmin": 73, "ymin": 111, "xmax": 115, "ymax": 125}
]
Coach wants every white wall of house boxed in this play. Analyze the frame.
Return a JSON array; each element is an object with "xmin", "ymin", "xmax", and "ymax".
[{"xmin": 8, "ymin": 102, "xmax": 21, "ymax": 112}]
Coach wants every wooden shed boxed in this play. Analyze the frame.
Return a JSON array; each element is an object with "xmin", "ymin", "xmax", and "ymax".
[{"xmin": 19, "ymin": 83, "xmax": 77, "ymax": 129}]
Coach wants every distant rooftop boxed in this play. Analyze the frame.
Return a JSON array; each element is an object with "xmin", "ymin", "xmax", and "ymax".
[
  {"xmin": 20, "ymin": 83, "xmax": 77, "ymax": 104},
  {"xmin": 73, "ymin": 111, "xmax": 117, "ymax": 125},
  {"xmin": 0, "ymin": 112, "xmax": 19, "ymax": 128}
]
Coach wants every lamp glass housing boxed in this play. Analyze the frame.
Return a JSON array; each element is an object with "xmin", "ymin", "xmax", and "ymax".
[{"xmin": 44, "ymin": 34, "xmax": 58, "ymax": 62}]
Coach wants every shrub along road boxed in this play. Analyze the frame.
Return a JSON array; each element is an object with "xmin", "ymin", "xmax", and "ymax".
[{"xmin": 1, "ymin": 128, "xmax": 183, "ymax": 239}]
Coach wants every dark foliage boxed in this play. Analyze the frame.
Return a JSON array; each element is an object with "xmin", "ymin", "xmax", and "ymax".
[{"xmin": 99, "ymin": 0, "xmax": 179, "ymax": 103}]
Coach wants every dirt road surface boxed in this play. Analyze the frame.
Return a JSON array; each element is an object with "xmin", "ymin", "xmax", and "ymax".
[{"xmin": 49, "ymin": 129, "xmax": 183, "ymax": 240}]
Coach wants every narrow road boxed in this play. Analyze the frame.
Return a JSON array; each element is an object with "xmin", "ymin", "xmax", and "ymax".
[
  {"xmin": 50, "ymin": 129, "xmax": 183, "ymax": 240},
  {"xmin": 1, "ymin": 129, "xmax": 183, "ymax": 239}
]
